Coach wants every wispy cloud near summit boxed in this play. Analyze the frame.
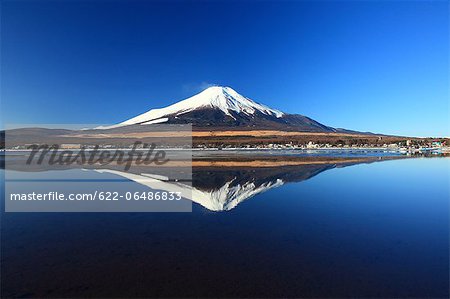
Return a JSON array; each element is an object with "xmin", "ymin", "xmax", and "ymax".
[{"xmin": 182, "ymin": 81, "xmax": 217, "ymax": 94}]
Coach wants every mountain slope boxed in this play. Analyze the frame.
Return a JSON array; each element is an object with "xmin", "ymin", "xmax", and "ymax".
[{"xmin": 114, "ymin": 86, "xmax": 337, "ymax": 132}]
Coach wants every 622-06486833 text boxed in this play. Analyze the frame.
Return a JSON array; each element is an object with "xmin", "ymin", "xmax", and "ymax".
[{"xmin": 9, "ymin": 191, "xmax": 183, "ymax": 201}]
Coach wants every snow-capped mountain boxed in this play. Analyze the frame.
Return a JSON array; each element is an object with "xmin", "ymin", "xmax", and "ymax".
[
  {"xmin": 114, "ymin": 86, "xmax": 337, "ymax": 132},
  {"xmin": 121, "ymin": 86, "xmax": 283, "ymax": 125}
]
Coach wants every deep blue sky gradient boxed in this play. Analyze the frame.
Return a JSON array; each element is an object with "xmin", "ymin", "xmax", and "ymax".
[{"xmin": 1, "ymin": 0, "xmax": 448, "ymax": 136}]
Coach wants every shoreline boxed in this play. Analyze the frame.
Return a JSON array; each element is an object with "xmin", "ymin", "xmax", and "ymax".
[{"xmin": 1, "ymin": 146, "xmax": 447, "ymax": 153}]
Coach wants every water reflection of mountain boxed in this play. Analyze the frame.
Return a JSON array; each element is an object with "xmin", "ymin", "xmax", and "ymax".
[
  {"xmin": 192, "ymin": 164, "xmax": 336, "ymax": 211},
  {"xmin": 92, "ymin": 158, "xmax": 388, "ymax": 211},
  {"xmin": 3, "ymin": 155, "xmax": 401, "ymax": 211}
]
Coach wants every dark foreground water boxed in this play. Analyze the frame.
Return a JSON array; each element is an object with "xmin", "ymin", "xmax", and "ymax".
[{"xmin": 1, "ymin": 157, "xmax": 449, "ymax": 298}]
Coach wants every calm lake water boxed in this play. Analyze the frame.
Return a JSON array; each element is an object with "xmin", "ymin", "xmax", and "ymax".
[{"xmin": 1, "ymin": 156, "xmax": 449, "ymax": 298}]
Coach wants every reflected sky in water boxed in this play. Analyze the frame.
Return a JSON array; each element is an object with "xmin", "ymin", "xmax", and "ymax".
[{"xmin": 0, "ymin": 157, "xmax": 449, "ymax": 298}]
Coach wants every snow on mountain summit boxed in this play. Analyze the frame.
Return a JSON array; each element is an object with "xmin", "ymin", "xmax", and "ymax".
[
  {"xmin": 94, "ymin": 85, "xmax": 334, "ymax": 132},
  {"xmin": 119, "ymin": 86, "xmax": 284, "ymax": 126}
]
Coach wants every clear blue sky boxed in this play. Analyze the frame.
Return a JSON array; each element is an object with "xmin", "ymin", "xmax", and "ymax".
[{"xmin": 1, "ymin": 0, "xmax": 448, "ymax": 137}]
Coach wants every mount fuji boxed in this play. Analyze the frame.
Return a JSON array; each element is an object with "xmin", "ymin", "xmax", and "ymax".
[{"xmin": 114, "ymin": 86, "xmax": 339, "ymax": 132}]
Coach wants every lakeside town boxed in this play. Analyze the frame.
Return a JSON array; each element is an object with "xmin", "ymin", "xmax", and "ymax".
[{"xmin": 4, "ymin": 139, "xmax": 449, "ymax": 155}]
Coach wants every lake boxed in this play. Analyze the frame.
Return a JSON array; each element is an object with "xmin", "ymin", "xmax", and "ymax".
[{"xmin": 0, "ymin": 154, "xmax": 449, "ymax": 298}]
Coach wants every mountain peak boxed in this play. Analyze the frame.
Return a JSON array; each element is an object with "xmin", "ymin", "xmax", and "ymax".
[
  {"xmin": 97, "ymin": 85, "xmax": 337, "ymax": 133},
  {"xmin": 202, "ymin": 85, "xmax": 236, "ymax": 95},
  {"xmin": 119, "ymin": 86, "xmax": 284, "ymax": 126},
  {"xmin": 203, "ymin": 85, "xmax": 231, "ymax": 91}
]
